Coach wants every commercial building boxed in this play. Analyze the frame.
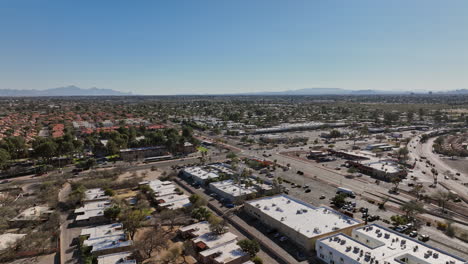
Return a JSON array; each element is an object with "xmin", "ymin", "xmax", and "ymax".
[
  {"xmin": 244, "ymin": 195, "xmax": 362, "ymax": 251},
  {"xmin": 316, "ymin": 224, "xmax": 467, "ymax": 264},
  {"xmin": 348, "ymin": 159, "xmax": 407, "ymax": 181},
  {"xmin": 182, "ymin": 166, "xmax": 220, "ymax": 185},
  {"xmin": 365, "ymin": 143, "xmax": 394, "ymax": 151},
  {"xmin": 209, "ymin": 180, "xmax": 257, "ymax": 203},
  {"xmin": 119, "ymin": 146, "xmax": 168, "ymax": 161}
]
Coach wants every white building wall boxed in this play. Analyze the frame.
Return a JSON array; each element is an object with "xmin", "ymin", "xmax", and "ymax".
[{"xmin": 315, "ymin": 241, "xmax": 359, "ymax": 264}]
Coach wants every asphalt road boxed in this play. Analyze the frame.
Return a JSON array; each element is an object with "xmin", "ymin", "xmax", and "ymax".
[{"xmin": 408, "ymin": 134, "xmax": 468, "ymax": 202}]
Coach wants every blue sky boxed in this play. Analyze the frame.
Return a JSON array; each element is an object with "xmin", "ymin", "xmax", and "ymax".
[{"xmin": 0, "ymin": 0, "xmax": 467, "ymax": 95}]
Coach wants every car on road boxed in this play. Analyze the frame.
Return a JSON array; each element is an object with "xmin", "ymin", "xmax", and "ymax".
[
  {"xmin": 279, "ymin": 236, "xmax": 288, "ymax": 242},
  {"xmin": 274, "ymin": 232, "xmax": 281, "ymax": 238},
  {"xmin": 418, "ymin": 234, "xmax": 430, "ymax": 242}
]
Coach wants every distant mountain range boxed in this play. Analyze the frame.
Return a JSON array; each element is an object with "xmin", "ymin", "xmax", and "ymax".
[
  {"xmin": 0, "ymin": 85, "xmax": 132, "ymax": 96},
  {"xmin": 241, "ymin": 88, "xmax": 468, "ymax": 96},
  {"xmin": 1, "ymin": 86, "xmax": 467, "ymax": 96}
]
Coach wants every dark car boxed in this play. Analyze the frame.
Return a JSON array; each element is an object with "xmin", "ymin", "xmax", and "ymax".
[
  {"xmin": 305, "ymin": 189, "xmax": 311, "ymax": 193},
  {"xmin": 225, "ymin": 203, "xmax": 235, "ymax": 208}
]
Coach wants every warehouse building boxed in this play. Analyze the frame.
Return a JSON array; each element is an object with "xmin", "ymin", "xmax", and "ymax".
[
  {"xmin": 316, "ymin": 224, "xmax": 467, "ymax": 264},
  {"xmin": 244, "ymin": 195, "xmax": 362, "ymax": 251}
]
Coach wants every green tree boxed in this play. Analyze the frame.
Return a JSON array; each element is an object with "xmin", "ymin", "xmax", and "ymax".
[
  {"xmin": 208, "ymin": 214, "xmax": 228, "ymax": 235},
  {"xmin": 237, "ymin": 239, "xmax": 260, "ymax": 257},
  {"xmin": 191, "ymin": 207, "xmax": 211, "ymax": 221},
  {"xmin": 331, "ymin": 194, "xmax": 347, "ymax": 208},
  {"xmin": 34, "ymin": 140, "xmax": 58, "ymax": 163},
  {"xmin": 106, "ymin": 139, "xmax": 120, "ymax": 155},
  {"xmin": 189, "ymin": 194, "xmax": 206, "ymax": 207},
  {"xmin": 0, "ymin": 149, "xmax": 10, "ymax": 170},
  {"xmin": 121, "ymin": 208, "xmax": 150, "ymax": 240},
  {"xmin": 400, "ymin": 200, "xmax": 424, "ymax": 220},
  {"xmin": 104, "ymin": 206, "xmax": 121, "ymax": 221}
]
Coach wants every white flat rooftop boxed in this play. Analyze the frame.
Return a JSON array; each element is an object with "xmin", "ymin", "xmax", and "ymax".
[
  {"xmin": 75, "ymin": 200, "xmax": 111, "ymax": 214},
  {"xmin": 318, "ymin": 224, "xmax": 466, "ymax": 264},
  {"xmin": 365, "ymin": 161, "xmax": 401, "ymax": 173},
  {"xmin": 154, "ymin": 187, "xmax": 178, "ymax": 197},
  {"xmin": 200, "ymin": 240, "xmax": 248, "ymax": 263},
  {"xmin": 160, "ymin": 198, "xmax": 191, "ymax": 210},
  {"xmin": 84, "ymin": 234, "xmax": 132, "ymax": 253},
  {"xmin": 210, "ymin": 180, "xmax": 256, "ymax": 197},
  {"xmin": 11, "ymin": 206, "xmax": 53, "ymax": 221},
  {"xmin": 76, "ymin": 208, "xmax": 105, "ymax": 221},
  {"xmin": 247, "ymin": 195, "xmax": 361, "ymax": 238},
  {"xmin": 97, "ymin": 252, "xmax": 135, "ymax": 264},
  {"xmin": 193, "ymin": 232, "xmax": 237, "ymax": 249},
  {"xmin": 179, "ymin": 221, "xmax": 211, "ymax": 237},
  {"xmin": 85, "ymin": 188, "xmax": 109, "ymax": 201},
  {"xmin": 156, "ymin": 194, "xmax": 189, "ymax": 204},
  {"xmin": 184, "ymin": 167, "xmax": 219, "ymax": 180},
  {"xmin": 81, "ymin": 223, "xmax": 124, "ymax": 239}
]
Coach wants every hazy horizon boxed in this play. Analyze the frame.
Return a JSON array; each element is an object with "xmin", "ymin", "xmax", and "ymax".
[{"xmin": 1, "ymin": 1, "xmax": 467, "ymax": 95}]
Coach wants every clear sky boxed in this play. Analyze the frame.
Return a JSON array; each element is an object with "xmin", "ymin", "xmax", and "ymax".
[{"xmin": 0, "ymin": 0, "xmax": 467, "ymax": 95}]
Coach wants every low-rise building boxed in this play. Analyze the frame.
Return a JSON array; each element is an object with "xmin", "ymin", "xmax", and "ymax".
[
  {"xmin": 365, "ymin": 143, "xmax": 394, "ymax": 151},
  {"xmin": 209, "ymin": 180, "xmax": 257, "ymax": 203},
  {"xmin": 193, "ymin": 232, "xmax": 238, "ymax": 252},
  {"xmin": 83, "ymin": 233, "xmax": 132, "ymax": 256},
  {"xmin": 75, "ymin": 200, "xmax": 111, "ymax": 225},
  {"xmin": 141, "ymin": 180, "xmax": 190, "ymax": 210},
  {"xmin": 244, "ymin": 195, "xmax": 362, "ymax": 251},
  {"xmin": 199, "ymin": 240, "xmax": 250, "ymax": 264},
  {"xmin": 9, "ymin": 206, "xmax": 54, "ymax": 227},
  {"xmin": 120, "ymin": 146, "xmax": 167, "ymax": 161},
  {"xmin": 84, "ymin": 188, "xmax": 110, "ymax": 203},
  {"xmin": 179, "ymin": 221, "xmax": 211, "ymax": 239},
  {"xmin": 183, "ymin": 167, "xmax": 219, "ymax": 185},
  {"xmin": 348, "ymin": 159, "xmax": 407, "ymax": 181},
  {"xmin": 81, "ymin": 223, "xmax": 124, "ymax": 240},
  {"xmin": 316, "ymin": 224, "xmax": 467, "ymax": 264},
  {"xmin": 97, "ymin": 252, "xmax": 136, "ymax": 264}
]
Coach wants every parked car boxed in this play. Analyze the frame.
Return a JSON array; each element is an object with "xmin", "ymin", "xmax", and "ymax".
[
  {"xmin": 305, "ymin": 189, "xmax": 311, "ymax": 193},
  {"xmin": 319, "ymin": 195, "xmax": 326, "ymax": 199},
  {"xmin": 395, "ymin": 225, "xmax": 408, "ymax": 233},
  {"xmin": 409, "ymin": 231, "xmax": 418, "ymax": 238},
  {"xmin": 279, "ymin": 236, "xmax": 288, "ymax": 242},
  {"xmin": 225, "ymin": 203, "xmax": 235, "ymax": 208}
]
